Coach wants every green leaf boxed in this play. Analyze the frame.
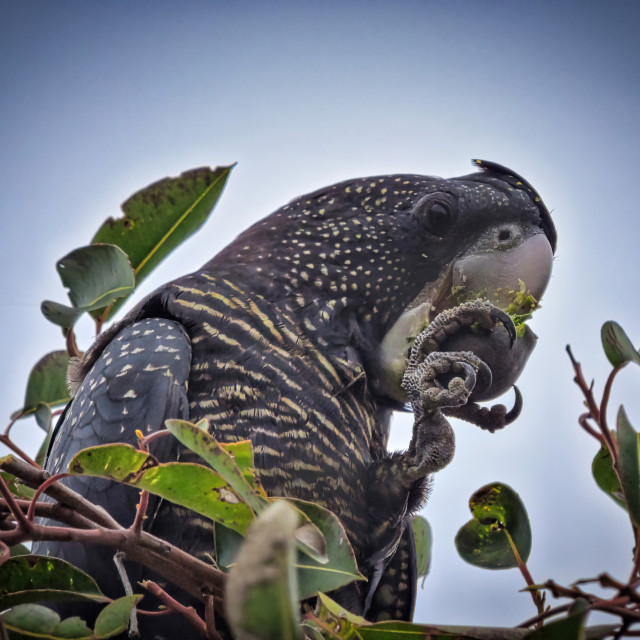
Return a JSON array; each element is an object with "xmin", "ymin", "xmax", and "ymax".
[
  {"xmin": 167, "ymin": 421, "xmax": 328, "ymax": 563},
  {"xmin": 16, "ymin": 351, "xmax": 70, "ymax": 418},
  {"xmin": 214, "ymin": 522, "xmax": 245, "ymax": 568},
  {"xmin": 310, "ymin": 592, "xmax": 365, "ymax": 638},
  {"xmin": 165, "ymin": 419, "xmax": 267, "ymax": 513},
  {"xmin": 524, "ymin": 603, "xmax": 587, "ymax": 639},
  {"xmin": 616, "ymin": 407, "xmax": 640, "ymax": 528},
  {"xmin": 601, "ymin": 321, "xmax": 640, "ymax": 368},
  {"xmin": 0, "ymin": 556, "xmax": 108, "ymax": 609},
  {"xmin": 455, "ymin": 483, "xmax": 531, "ymax": 569},
  {"xmin": 226, "ymin": 500, "xmax": 303, "ymax": 640},
  {"xmin": 34, "ymin": 403, "xmax": 53, "ymax": 432},
  {"xmin": 288, "ymin": 499, "xmax": 363, "ymax": 598},
  {"xmin": 91, "ymin": 165, "xmax": 234, "ymax": 321},
  {"xmin": 592, "ymin": 443, "xmax": 626, "ymax": 509},
  {"xmin": 93, "ymin": 594, "xmax": 143, "ymax": 638},
  {"xmin": 51, "ymin": 617, "xmax": 92, "ymax": 638},
  {"xmin": 2, "ymin": 603, "xmax": 62, "ymax": 636},
  {"xmin": 40, "ymin": 300, "xmax": 82, "ymax": 331},
  {"xmin": 36, "ymin": 426, "xmax": 54, "ymax": 467},
  {"xmin": 412, "ymin": 515, "xmax": 432, "ymax": 580},
  {"xmin": 68, "ymin": 443, "xmax": 254, "ymax": 534},
  {"xmin": 1, "ymin": 472, "xmax": 35, "ymax": 499},
  {"xmin": 9, "ymin": 544, "xmax": 31, "ymax": 557},
  {"xmin": 55, "ymin": 244, "xmax": 134, "ymax": 312}
]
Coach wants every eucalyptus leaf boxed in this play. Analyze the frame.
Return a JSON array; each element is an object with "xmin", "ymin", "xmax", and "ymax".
[
  {"xmin": 41, "ymin": 300, "xmax": 82, "ymax": 331},
  {"xmin": 288, "ymin": 499, "xmax": 363, "ymax": 598},
  {"xmin": 91, "ymin": 165, "xmax": 234, "ymax": 321},
  {"xmin": 68, "ymin": 443, "xmax": 254, "ymax": 534},
  {"xmin": 165, "ymin": 418, "xmax": 267, "ymax": 513},
  {"xmin": 93, "ymin": 595, "xmax": 143, "ymax": 638},
  {"xmin": 0, "ymin": 556, "xmax": 107, "ymax": 609},
  {"xmin": 225, "ymin": 500, "xmax": 303, "ymax": 640},
  {"xmin": 412, "ymin": 515, "xmax": 432, "ymax": 579},
  {"xmin": 601, "ymin": 321, "xmax": 640, "ymax": 368},
  {"xmin": 616, "ymin": 407, "xmax": 640, "ymax": 528},
  {"xmin": 55, "ymin": 244, "xmax": 134, "ymax": 312},
  {"xmin": 455, "ymin": 483, "xmax": 531, "ymax": 569},
  {"xmin": 592, "ymin": 444, "xmax": 626, "ymax": 509},
  {"xmin": 15, "ymin": 351, "xmax": 70, "ymax": 418}
]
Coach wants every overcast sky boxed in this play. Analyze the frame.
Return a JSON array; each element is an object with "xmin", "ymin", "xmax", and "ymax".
[{"xmin": 2, "ymin": 0, "xmax": 640, "ymax": 629}]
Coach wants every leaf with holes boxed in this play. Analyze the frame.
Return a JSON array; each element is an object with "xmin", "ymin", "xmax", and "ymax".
[
  {"xmin": 91, "ymin": 165, "xmax": 234, "ymax": 321},
  {"xmin": 69, "ymin": 443, "xmax": 254, "ymax": 534},
  {"xmin": 455, "ymin": 483, "xmax": 531, "ymax": 569},
  {"xmin": 166, "ymin": 419, "xmax": 267, "ymax": 513}
]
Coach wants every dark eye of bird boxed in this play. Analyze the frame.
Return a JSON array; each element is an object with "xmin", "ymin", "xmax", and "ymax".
[{"xmin": 423, "ymin": 200, "xmax": 455, "ymax": 236}]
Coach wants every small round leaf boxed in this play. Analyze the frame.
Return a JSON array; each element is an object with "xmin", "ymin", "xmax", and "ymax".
[
  {"xmin": 455, "ymin": 482, "xmax": 531, "ymax": 569},
  {"xmin": 56, "ymin": 243, "xmax": 134, "ymax": 312},
  {"xmin": 16, "ymin": 351, "xmax": 70, "ymax": 418}
]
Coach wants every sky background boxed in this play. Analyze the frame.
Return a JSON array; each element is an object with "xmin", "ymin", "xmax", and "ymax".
[{"xmin": 2, "ymin": 0, "xmax": 640, "ymax": 630}]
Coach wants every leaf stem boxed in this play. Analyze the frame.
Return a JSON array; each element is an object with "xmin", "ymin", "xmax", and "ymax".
[{"xmin": 503, "ymin": 527, "xmax": 545, "ymax": 616}]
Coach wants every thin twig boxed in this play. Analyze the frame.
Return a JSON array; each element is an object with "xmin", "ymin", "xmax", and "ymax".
[
  {"xmin": 579, "ymin": 412, "xmax": 605, "ymax": 443},
  {"xmin": 601, "ymin": 365, "xmax": 625, "ymax": 448},
  {"xmin": 0, "ymin": 474, "xmax": 32, "ymax": 532},
  {"xmin": 141, "ymin": 580, "xmax": 210, "ymax": 639},
  {"xmin": 0, "ymin": 434, "xmax": 40, "ymax": 467},
  {"xmin": 518, "ymin": 603, "xmax": 572, "ymax": 628},
  {"xmin": 27, "ymin": 473, "xmax": 70, "ymax": 520},
  {"xmin": 567, "ymin": 345, "xmax": 618, "ymax": 461}
]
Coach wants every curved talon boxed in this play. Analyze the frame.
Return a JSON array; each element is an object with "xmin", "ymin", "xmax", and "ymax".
[
  {"xmin": 451, "ymin": 361, "xmax": 477, "ymax": 393},
  {"xmin": 489, "ymin": 307, "xmax": 517, "ymax": 348},
  {"xmin": 444, "ymin": 384, "xmax": 523, "ymax": 432},
  {"xmin": 504, "ymin": 385, "xmax": 523, "ymax": 424}
]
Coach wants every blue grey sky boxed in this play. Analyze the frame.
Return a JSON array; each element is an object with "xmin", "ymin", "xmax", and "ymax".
[{"xmin": 2, "ymin": 0, "xmax": 640, "ymax": 629}]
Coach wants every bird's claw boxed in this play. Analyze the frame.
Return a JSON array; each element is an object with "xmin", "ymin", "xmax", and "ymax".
[{"xmin": 445, "ymin": 385, "xmax": 523, "ymax": 432}]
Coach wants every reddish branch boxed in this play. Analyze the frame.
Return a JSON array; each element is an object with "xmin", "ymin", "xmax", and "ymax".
[{"xmin": 0, "ymin": 456, "xmax": 227, "ymax": 603}]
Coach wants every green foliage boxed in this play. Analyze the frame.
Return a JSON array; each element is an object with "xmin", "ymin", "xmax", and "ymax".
[
  {"xmin": 46, "ymin": 244, "xmax": 135, "ymax": 316},
  {"xmin": 12, "ymin": 351, "xmax": 70, "ymax": 421},
  {"xmin": 0, "ymin": 557, "xmax": 108, "ymax": 609},
  {"xmin": 455, "ymin": 483, "xmax": 531, "ymax": 569},
  {"xmin": 592, "ymin": 443, "xmax": 625, "ymax": 509},
  {"xmin": 226, "ymin": 501, "xmax": 303, "ymax": 640},
  {"xmin": 68, "ymin": 442, "xmax": 256, "ymax": 535},
  {"xmin": 615, "ymin": 407, "xmax": 640, "ymax": 528},
  {"xmin": 412, "ymin": 515, "xmax": 432, "ymax": 579},
  {"xmin": 91, "ymin": 165, "xmax": 234, "ymax": 321},
  {"xmin": 2, "ymin": 596, "xmax": 142, "ymax": 639},
  {"xmin": 601, "ymin": 321, "xmax": 640, "ymax": 368}
]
